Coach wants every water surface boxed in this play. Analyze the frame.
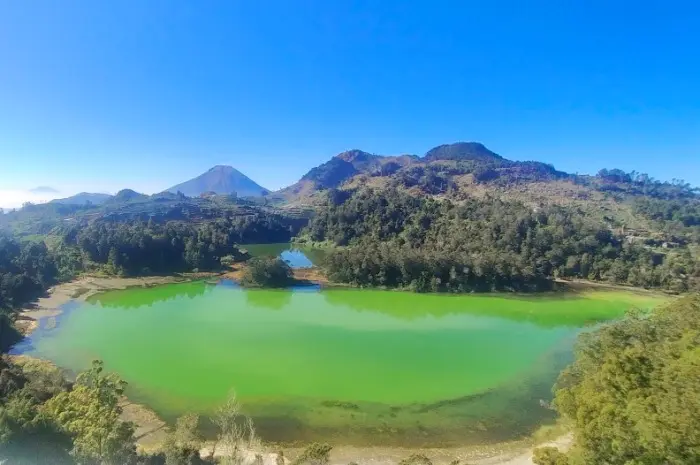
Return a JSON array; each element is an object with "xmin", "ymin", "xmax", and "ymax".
[
  {"xmin": 243, "ymin": 243, "xmax": 320, "ymax": 268},
  {"xmin": 20, "ymin": 280, "xmax": 663, "ymax": 446}
]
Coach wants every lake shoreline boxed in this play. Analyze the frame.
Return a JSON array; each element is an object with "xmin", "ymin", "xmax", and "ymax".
[
  {"xmin": 15, "ymin": 273, "xmax": 663, "ymax": 464},
  {"xmin": 17, "ymin": 273, "xmax": 218, "ymax": 336}
]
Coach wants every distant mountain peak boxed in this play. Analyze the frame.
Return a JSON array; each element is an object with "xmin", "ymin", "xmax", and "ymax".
[
  {"xmin": 424, "ymin": 142, "xmax": 502, "ymax": 162},
  {"xmin": 208, "ymin": 165, "xmax": 237, "ymax": 172},
  {"xmin": 50, "ymin": 192, "xmax": 113, "ymax": 206},
  {"xmin": 335, "ymin": 150, "xmax": 376, "ymax": 163},
  {"xmin": 107, "ymin": 189, "xmax": 149, "ymax": 204},
  {"xmin": 167, "ymin": 166, "xmax": 268, "ymax": 198}
]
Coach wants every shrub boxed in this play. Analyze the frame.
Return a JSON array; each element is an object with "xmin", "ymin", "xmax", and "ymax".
[
  {"xmin": 532, "ymin": 447, "xmax": 569, "ymax": 465},
  {"xmin": 291, "ymin": 443, "xmax": 332, "ymax": 465},
  {"xmin": 240, "ymin": 257, "xmax": 293, "ymax": 288},
  {"xmin": 398, "ymin": 454, "xmax": 432, "ymax": 465}
]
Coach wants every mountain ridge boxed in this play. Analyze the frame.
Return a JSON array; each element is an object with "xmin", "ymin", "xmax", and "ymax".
[
  {"xmin": 270, "ymin": 142, "xmax": 699, "ymax": 240},
  {"xmin": 50, "ymin": 192, "xmax": 113, "ymax": 205}
]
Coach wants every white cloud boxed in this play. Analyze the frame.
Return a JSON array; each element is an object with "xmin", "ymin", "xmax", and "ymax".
[{"xmin": 0, "ymin": 189, "xmax": 64, "ymax": 209}]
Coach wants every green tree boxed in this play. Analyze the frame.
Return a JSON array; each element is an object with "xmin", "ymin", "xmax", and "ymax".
[
  {"xmin": 554, "ymin": 295, "xmax": 700, "ymax": 464},
  {"xmin": 43, "ymin": 360, "xmax": 136, "ymax": 465},
  {"xmin": 240, "ymin": 257, "xmax": 293, "ymax": 288}
]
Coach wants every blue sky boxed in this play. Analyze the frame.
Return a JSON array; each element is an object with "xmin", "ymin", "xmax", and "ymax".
[{"xmin": 0, "ymin": 1, "xmax": 698, "ymax": 207}]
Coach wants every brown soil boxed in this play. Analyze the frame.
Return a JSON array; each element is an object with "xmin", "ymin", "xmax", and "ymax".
[
  {"xmin": 121, "ymin": 400, "xmax": 169, "ymax": 453},
  {"xmin": 293, "ymin": 267, "xmax": 330, "ymax": 285},
  {"xmin": 555, "ymin": 278, "xmax": 672, "ymax": 296}
]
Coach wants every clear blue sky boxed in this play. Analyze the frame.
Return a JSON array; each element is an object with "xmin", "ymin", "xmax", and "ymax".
[{"xmin": 0, "ymin": 1, "xmax": 698, "ymax": 206}]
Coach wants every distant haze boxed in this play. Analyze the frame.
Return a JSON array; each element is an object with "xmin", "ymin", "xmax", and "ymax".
[
  {"xmin": 0, "ymin": 189, "xmax": 66, "ymax": 209},
  {"xmin": 29, "ymin": 186, "xmax": 59, "ymax": 194}
]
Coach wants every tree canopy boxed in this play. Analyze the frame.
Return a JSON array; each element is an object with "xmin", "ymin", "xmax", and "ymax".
[
  {"xmin": 544, "ymin": 294, "xmax": 700, "ymax": 464},
  {"xmin": 302, "ymin": 188, "xmax": 698, "ymax": 292},
  {"xmin": 240, "ymin": 257, "xmax": 294, "ymax": 288}
]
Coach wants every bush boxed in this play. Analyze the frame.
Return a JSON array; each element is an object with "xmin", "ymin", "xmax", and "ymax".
[
  {"xmin": 240, "ymin": 257, "xmax": 293, "ymax": 288},
  {"xmin": 532, "ymin": 447, "xmax": 569, "ymax": 465},
  {"xmin": 291, "ymin": 443, "xmax": 332, "ymax": 465},
  {"xmin": 398, "ymin": 454, "xmax": 432, "ymax": 465}
]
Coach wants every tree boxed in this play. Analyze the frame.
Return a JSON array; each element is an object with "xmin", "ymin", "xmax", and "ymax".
[
  {"xmin": 43, "ymin": 360, "xmax": 136, "ymax": 465},
  {"xmin": 302, "ymin": 187, "xmax": 696, "ymax": 292},
  {"xmin": 553, "ymin": 295, "xmax": 700, "ymax": 464},
  {"xmin": 240, "ymin": 257, "xmax": 293, "ymax": 288}
]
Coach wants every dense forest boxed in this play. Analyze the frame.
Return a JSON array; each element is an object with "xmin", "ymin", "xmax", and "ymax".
[
  {"xmin": 301, "ymin": 188, "xmax": 698, "ymax": 292},
  {"xmin": 0, "ymin": 237, "xmax": 57, "ymax": 351},
  {"xmin": 11, "ymin": 210, "xmax": 301, "ymax": 279}
]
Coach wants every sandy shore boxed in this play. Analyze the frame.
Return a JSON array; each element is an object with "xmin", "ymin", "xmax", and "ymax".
[
  {"xmin": 17, "ymin": 274, "xmax": 213, "ymax": 336},
  {"xmin": 216, "ymin": 433, "xmax": 572, "ymax": 465}
]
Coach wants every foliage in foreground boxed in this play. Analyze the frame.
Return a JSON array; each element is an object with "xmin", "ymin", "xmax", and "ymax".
[
  {"xmin": 540, "ymin": 294, "xmax": 700, "ymax": 464},
  {"xmin": 240, "ymin": 256, "xmax": 294, "ymax": 288},
  {"xmin": 0, "ymin": 359, "xmax": 134, "ymax": 464}
]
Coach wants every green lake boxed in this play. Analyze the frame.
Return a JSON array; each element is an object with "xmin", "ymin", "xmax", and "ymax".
[{"xmin": 17, "ymin": 278, "xmax": 664, "ymax": 446}]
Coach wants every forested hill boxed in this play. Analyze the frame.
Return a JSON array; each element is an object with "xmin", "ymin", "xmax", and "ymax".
[
  {"xmin": 298, "ymin": 188, "xmax": 699, "ymax": 292},
  {"xmin": 273, "ymin": 142, "xmax": 699, "ymax": 245}
]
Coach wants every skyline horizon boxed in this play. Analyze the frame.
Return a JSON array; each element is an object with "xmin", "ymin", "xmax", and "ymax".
[{"xmin": 2, "ymin": 139, "xmax": 697, "ymax": 209}]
